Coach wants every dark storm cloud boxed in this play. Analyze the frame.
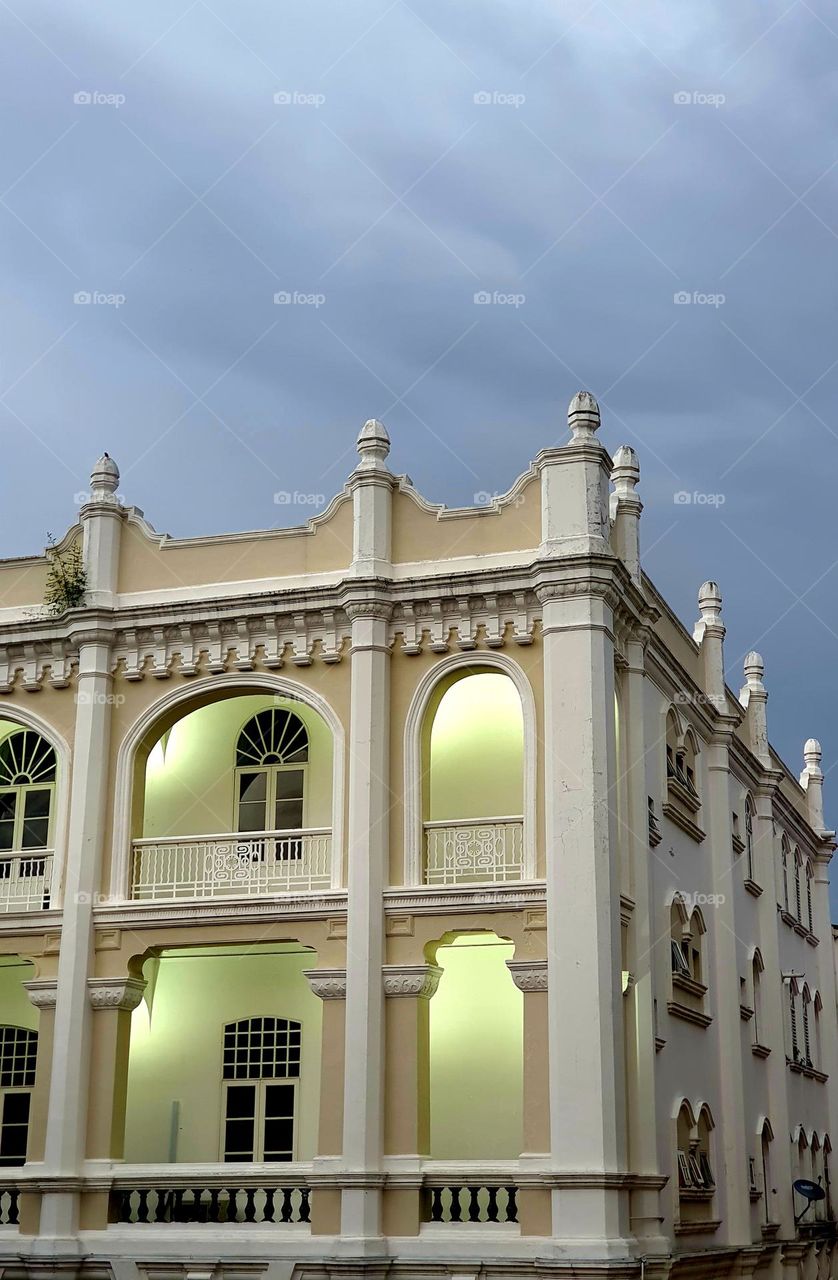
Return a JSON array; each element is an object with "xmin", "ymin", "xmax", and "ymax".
[{"xmin": 4, "ymin": 0, "xmax": 838, "ymax": 903}]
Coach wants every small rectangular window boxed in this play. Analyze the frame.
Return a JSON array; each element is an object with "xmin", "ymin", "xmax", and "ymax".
[
  {"xmin": 671, "ymin": 939, "xmax": 690, "ymax": 976},
  {"xmin": 0, "ymin": 1091, "xmax": 30, "ymax": 1166},
  {"xmin": 223, "ymin": 1084, "xmax": 256, "ymax": 1161}
]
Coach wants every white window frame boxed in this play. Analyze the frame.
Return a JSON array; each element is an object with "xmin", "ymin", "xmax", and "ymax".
[
  {"xmin": 234, "ymin": 762, "xmax": 307, "ymax": 835},
  {"xmin": 0, "ymin": 782, "xmax": 54, "ymax": 854},
  {"xmin": 220, "ymin": 1077, "xmax": 297, "ymax": 1163}
]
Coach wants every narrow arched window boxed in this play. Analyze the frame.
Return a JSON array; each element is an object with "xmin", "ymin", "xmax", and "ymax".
[
  {"xmin": 789, "ymin": 983, "xmax": 800, "ymax": 1061},
  {"xmin": 0, "ymin": 1025, "xmax": 37, "ymax": 1167},
  {"xmin": 806, "ymin": 860, "xmax": 814, "ymax": 934},
  {"xmin": 235, "ymin": 710, "xmax": 308, "ymax": 834},
  {"xmin": 794, "ymin": 849, "xmax": 803, "ymax": 922},
  {"xmin": 744, "ymin": 797, "xmax": 754, "ymax": 881},
  {"xmin": 221, "ymin": 1016, "xmax": 301, "ymax": 1162},
  {"xmin": 0, "ymin": 730, "xmax": 56, "ymax": 854},
  {"xmin": 802, "ymin": 988, "xmax": 812, "ymax": 1067},
  {"xmin": 781, "ymin": 838, "xmax": 790, "ymax": 913}
]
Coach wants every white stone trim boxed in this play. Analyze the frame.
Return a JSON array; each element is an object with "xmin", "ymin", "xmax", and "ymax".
[
  {"xmin": 403, "ymin": 651, "xmax": 538, "ymax": 885},
  {"xmin": 110, "ymin": 672, "xmax": 346, "ymax": 900},
  {"xmin": 0, "ymin": 706, "xmax": 72, "ymax": 911},
  {"xmin": 303, "ymin": 968, "xmax": 347, "ymax": 1000},
  {"xmin": 23, "ymin": 978, "xmax": 59, "ymax": 1009},
  {"xmin": 382, "ymin": 964, "xmax": 442, "ymax": 998},
  {"xmin": 506, "ymin": 959, "xmax": 548, "ymax": 991},
  {"xmin": 87, "ymin": 977, "xmax": 146, "ymax": 1011}
]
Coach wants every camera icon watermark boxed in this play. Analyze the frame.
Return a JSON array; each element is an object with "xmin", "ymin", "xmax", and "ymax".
[
  {"xmin": 273, "ymin": 90, "xmax": 326, "ymax": 107},
  {"xmin": 673, "ymin": 491, "xmax": 726, "ymax": 507},
  {"xmin": 273, "ymin": 291, "xmax": 326, "ymax": 308},
  {"xmin": 73, "ymin": 90, "xmax": 126, "ymax": 108},
  {"xmin": 673, "ymin": 90, "xmax": 725, "ymax": 108},
  {"xmin": 73, "ymin": 290, "xmax": 126, "ymax": 309},
  {"xmin": 473, "ymin": 90, "xmax": 526, "ymax": 108},
  {"xmin": 473, "ymin": 290, "xmax": 526, "ymax": 307},
  {"xmin": 474, "ymin": 489, "xmax": 526, "ymax": 508},
  {"xmin": 674, "ymin": 290, "xmax": 725, "ymax": 308}
]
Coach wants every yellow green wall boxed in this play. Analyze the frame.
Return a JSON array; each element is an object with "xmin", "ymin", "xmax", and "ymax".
[
  {"xmin": 429, "ymin": 935, "xmax": 522, "ymax": 1158},
  {"xmin": 0, "ymin": 958, "xmax": 37, "ymax": 1031},
  {"xmin": 142, "ymin": 695, "xmax": 333, "ymax": 837},
  {"xmin": 124, "ymin": 946, "xmax": 322, "ymax": 1163},
  {"xmin": 427, "ymin": 674, "xmax": 523, "ymax": 822}
]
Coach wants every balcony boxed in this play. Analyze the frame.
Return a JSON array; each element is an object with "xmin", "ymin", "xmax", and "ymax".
[
  {"xmin": 423, "ymin": 818, "xmax": 524, "ymax": 885},
  {"xmin": 130, "ymin": 830, "xmax": 332, "ymax": 901},
  {"xmin": 0, "ymin": 853, "xmax": 53, "ymax": 913}
]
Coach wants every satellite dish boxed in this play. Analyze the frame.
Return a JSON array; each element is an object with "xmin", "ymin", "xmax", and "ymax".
[
  {"xmin": 794, "ymin": 1179, "xmax": 826, "ymax": 1201},
  {"xmin": 793, "ymin": 1177, "xmax": 825, "ymax": 1223}
]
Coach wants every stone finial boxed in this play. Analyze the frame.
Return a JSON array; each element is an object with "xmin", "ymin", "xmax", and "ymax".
[
  {"xmin": 697, "ymin": 581, "xmax": 722, "ymax": 626},
  {"xmin": 800, "ymin": 739, "xmax": 827, "ymax": 834},
  {"xmin": 611, "ymin": 445, "xmax": 640, "ymax": 497},
  {"xmin": 568, "ymin": 391, "xmax": 600, "ymax": 440},
  {"xmin": 90, "ymin": 452, "xmax": 119, "ymax": 498},
  {"xmin": 356, "ymin": 418, "xmax": 391, "ymax": 470},
  {"xmin": 743, "ymin": 651, "xmax": 765, "ymax": 688}
]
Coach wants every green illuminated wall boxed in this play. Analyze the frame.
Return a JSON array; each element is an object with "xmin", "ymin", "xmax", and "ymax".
[
  {"xmin": 142, "ymin": 695, "xmax": 333, "ymax": 837},
  {"xmin": 429, "ymin": 935, "xmax": 523, "ymax": 1158},
  {"xmin": 427, "ymin": 673, "xmax": 523, "ymax": 822},
  {"xmin": 124, "ymin": 946, "xmax": 322, "ymax": 1163},
  {"xmin": 0, "ymin": 958, "xmax": 37, "ymax": 1031}
]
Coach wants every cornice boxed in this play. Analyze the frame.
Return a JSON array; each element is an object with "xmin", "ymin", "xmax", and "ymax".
[
  {"xmin": 382, "ymin": 882, "xmax": 546, "ymax": 915},
  {"xmin": 92, "ymin": 891, "xmax": 349, "ymax": 929}
]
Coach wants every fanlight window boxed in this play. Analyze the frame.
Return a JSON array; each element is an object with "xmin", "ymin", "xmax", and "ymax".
[
  {"xmin": 0, "ymin": 731, "xmax": 56, "ymax": 853},
  {"xmin": 235, "ymin": 710, "xmax": 308, "ymax": 835}
]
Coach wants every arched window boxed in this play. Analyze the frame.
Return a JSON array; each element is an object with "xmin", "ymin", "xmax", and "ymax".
[
  {"xmin": 0, "ymin": 730, "xmax": 56, "ymax": 853},
  {"xmin": 760, "ymin": 1119, "xmax": 774, "ymax": 1226},
  {"xmin": 806, "ymin": 859, "xmax": 814, "ymax": 934},
  {"xmin": 677, "ymin": 1101, "xmax": 715, "ymax": 1194},
  {"xmin": 235, "ymin": 710, "xmax": 308, "ymax": 834},
  {"xmin": 752, "ymin": 950, "xmax": 764, "ymax": 1047},
  {"xmin": 781, "ymin": 837, "xmax": 790, "ymax": 913},
  {"xmin": 787, "ymin": 979, "xmax": 800, "ymax": 1063},
  {"xmin": 794, "ymin": 848, "xmax": 803, "ymax": 922},
  {"xmin": 0, "ymin": 1025, "xmax": 38, "ymax": 1167},
  {"xmin": 744, "ymin": 796, "xmax": 755, "ymax": 882},
  {"xmin": 802, "ymin": 986, "xmax": 813, "ymax": 1067},
  {"xmin": 670, "ymin": 899, "xmax": 691, "ymax": 977},
  {"xmin": 813, "ymin": 992, "xmax": 823, "ymax": 1071},
  {"xmin": 221, "ymin": 1016, "xmax": 301, "ymax": 1162}
]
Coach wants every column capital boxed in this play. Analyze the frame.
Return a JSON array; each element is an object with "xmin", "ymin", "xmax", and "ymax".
[
  {"xmin": 23, "ymin": 978, "xmax": 59, "ymax": 1010},
  {"xmin": 382, "ymin": 964, "xmax": 441, "ymax": 999},
  {"xmin": 303, "ymin": 968, "xmax": 347, "ymax": 1000},
  {"xmin": 506, "ymin": 959, "xmax": 548, "ymax": 992},
  {"xmin": 87, "ymin": 977, "xmax": 146, "ymax": 1012}
]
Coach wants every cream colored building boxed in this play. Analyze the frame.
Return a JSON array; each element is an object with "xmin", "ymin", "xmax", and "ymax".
[{"xmin": 0, "ymin": 393, "xmax": 834, "ymax": 1279}]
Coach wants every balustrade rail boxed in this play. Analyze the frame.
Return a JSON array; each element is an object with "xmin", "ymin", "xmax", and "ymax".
[
  {"xmin": 0, "ymin": 853, "xmax": 52, "ymax": 913},
  {"xmin": 111, "ymin": 1183, "xmax": 310, "ymax": 1225},
  {"xmin": 425, "ymin": 1183, "xmax": 518, "ymax": 1223},
  {"xmin": 0, "ymin": 1185, "xmax": 19, "ymax": 1225},
  {"xmin": 423, "ymin": 819, "xmax": 524, "ymax": 885},
  {"xmin": 130, "ymin": 831, "xmax": 332, "ymax": 901}
]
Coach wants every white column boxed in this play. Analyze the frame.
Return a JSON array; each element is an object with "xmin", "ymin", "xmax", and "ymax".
[
  {"xmin": 36, "ymin": 629, "xmax": 115, "ymax": 1242},
  {"xmin": 538, "ymin": 578, "xmax": 630, "ymax": 1256},
  {"xmin": 34, "ymin": 458, "xmax": 124, "ymax": 1244},
  {"xmin": 694, "ymin": 586, "xmax": 750, "ymax": 1245},
  {"xmin": 339, "ymin": 597, "xmax": 391, "ymax": 1241}
]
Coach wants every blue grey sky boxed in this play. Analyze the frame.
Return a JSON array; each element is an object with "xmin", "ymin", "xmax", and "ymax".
[{"xmin": 3, "ymin": 2, "xmax": 838, "ymax": 903}]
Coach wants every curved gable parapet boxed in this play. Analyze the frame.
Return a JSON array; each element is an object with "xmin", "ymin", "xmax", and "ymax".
[{"xmin": 392, "ymin": 471, "xmax": 541, "ymax": 565}]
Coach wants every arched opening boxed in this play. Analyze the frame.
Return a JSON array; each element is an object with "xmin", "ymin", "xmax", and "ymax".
[
  {"xmin": 760, "ymin": 1119, "xmax": 774, "ymax": 1226},
  {"xmin": 428, "ymin": 933, "xmax": 522, "ymax": 1158},
  {"xmin": 675, "ymin": 1100, "xmax": 715, "ymax": 1227},
  {"xmin": 744, "ymin": 795, "xmax": 755, "ymax": 882},
  {"xmin": 805, "ymin": 859, "xmax": 814, "ymax": 934},
  {"xmin": 421, "ymin": 671, "xmax": 525, "ymax": 885},
  {"xmin": 752, "ymin": 950, "xmax": 764, "ymax": 1048},
  {"xmin": 802, "ymin": 986, "xmax": 813, "ymax": 1069},
  {"xmin": 0, "ymin": 721, "xmax": 57, "ymax": 912},
  {"xmin": 130, "ymin": 692, "xmax": 336, "ymax": 901},
  {"xmin": 781, "ymin": 837, "xmax": 790, "ymax": 913},
  {"xmin": 124, "ymin": 942, "xmax": 321, "ymax": 1165}
]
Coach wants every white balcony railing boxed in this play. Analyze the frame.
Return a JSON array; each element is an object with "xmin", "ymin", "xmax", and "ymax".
[
  {"xmin": 130, "ymin": 831, "xmax": 332, "ymax": 901},
  {"xmin": 423, "ymin": 818, "xmax": 524, "ymax": 885},
  {"xmin": 0, "ymin": 852, "xmax": 53, "ymax": 913}
]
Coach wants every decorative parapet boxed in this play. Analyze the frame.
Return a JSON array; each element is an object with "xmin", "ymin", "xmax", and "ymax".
[
  {"xmin": 23, "ymin": 978, "xmax": 59, "ymax": 1009},
  {"xmin": 505, "ymin": 959, "xmax": 548, "ymax": 992},
  {"xmin": 382, "ymin": 964, "xmax": 442, "ymax": 999},
  {"xmin": 87, "ymin": 977, "xmax": 146, "ymax": 1011},
  {"xmin": 303, "ymin": 968, "xmax": 347, "ymax": 1000}
]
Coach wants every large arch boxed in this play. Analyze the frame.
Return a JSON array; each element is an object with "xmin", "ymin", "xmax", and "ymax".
[
  {"xmin": 403, "ymin": 652, "xmax": 537, "ymax": 885},
  {"xmin": 111, "ymin": 674, "xmax": 346, "ymax": 899},
  {"xmin": 0, "ymin": 708, "xmax": 71, "ymax": 911}
]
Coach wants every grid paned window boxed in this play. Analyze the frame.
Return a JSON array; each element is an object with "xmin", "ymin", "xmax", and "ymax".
[
  {"xmin": 0, "ymin": 1027, "xmax": 37, "ymax": 1089},
  {"xmin": 221, "ymin": 1018, "xmax": 300, "ymax": 1162}
]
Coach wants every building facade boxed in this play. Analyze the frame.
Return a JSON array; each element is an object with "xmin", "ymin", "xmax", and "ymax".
[{"xmin": 0, "ymin": 394, "xmax": 833, "ymax": 1279}]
